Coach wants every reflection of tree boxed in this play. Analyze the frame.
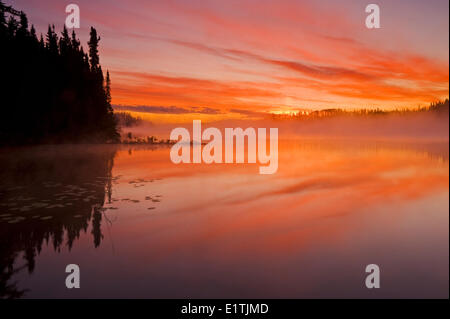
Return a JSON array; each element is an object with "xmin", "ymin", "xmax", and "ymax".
[
  {"xmin": 0, "ymin": 145, "xmax": 116, "ymax": 299},
  {"xmin": 0, "ymin": 263, "xmax": 28, "ymax": 299},
  {"xmin": 92, "ymin": 207, "xmax": 103, "ymax": 248}
]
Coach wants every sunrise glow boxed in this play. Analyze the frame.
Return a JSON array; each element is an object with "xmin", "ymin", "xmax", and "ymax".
[{"xmin": 9, "ymin": 0, "xmax": 449, "ymax": 123}]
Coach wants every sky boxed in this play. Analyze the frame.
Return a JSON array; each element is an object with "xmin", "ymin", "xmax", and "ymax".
[{"xmin": 7, "ymin": 0, "xmax": 450, "ymax": 122}]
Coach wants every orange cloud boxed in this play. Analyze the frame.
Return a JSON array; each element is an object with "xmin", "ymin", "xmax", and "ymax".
[{"xmin": 24, "ymin": 0, "xmax": 444, "ymax": 116}]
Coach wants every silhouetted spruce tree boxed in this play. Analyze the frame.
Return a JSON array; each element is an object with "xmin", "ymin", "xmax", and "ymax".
[
  {"xmin": 0, "ymin": 4, "xmax": 5, "ymax": 30},
  {"xmin": 59, "ymin": 25, "xmax": 70, "ymax": 56},
  {"xmin": 45, "ymin": 25, "xmax": 58, "ymax": 55},
  {"xmin": 71, "ymin": 29, "xmax": 80, "ymax": 50},
  {"xmin": 30, "ymin": 24, "xmax": 37, "ymax": 41},
  {"xmin": 17, "ymin": 12, "xmax": 27, "ymax": 36},
  {"xmin": 106, "ymin": 71, "xmax": 112, "ymax": 105},
  {"xmin": 6, "ymin": 16, "xmax": 17, "ymax": 36},
  {"xmin": 88, "ymin": 27, "xmax": 100, "ymax": 71},
  {"xmin": 0, "ymin": 1, "xmax": 119, "ymax": 144}
]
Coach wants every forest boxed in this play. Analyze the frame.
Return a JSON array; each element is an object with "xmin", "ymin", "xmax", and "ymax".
[
  {"xmin": 0, "ymin": 1, "xmax": 119, "ymax": 145},
  {"xmin": 270, "ymin": 99, "xmax": 449, "ymax": 121}
]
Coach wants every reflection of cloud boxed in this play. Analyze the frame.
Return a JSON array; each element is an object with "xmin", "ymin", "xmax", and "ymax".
[
  {"xmin": 109, "ymin": 139, "xmax": 449, "ymax": 269},
  {"xmin": 227, "ymin": 176, "xmax": 370, "ymax": 205}
]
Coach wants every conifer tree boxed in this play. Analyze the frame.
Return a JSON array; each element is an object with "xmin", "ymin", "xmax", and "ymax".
[
  {"xmin": 17, "ymin": 12, "xmax": 28, "ymax": 36},
  {"xmin": 0, "ymin": 2, "xmax": 6, "ymax": 33},
  {"xmin": 0, "ymin": 2, "xmax": 120, "ymax": 144},
  {"xmin": 7, "ymin": 16, "xmax": 17, "ymax": 36},
  {"xmin": 88, "ymin": 27, "xmax": 100, "ymax": 70},
  {"xmin": 30, "ymin": 25, "xmax": 37, "ymax": 40},
  {"xmin": 71, "ymin": 29, "xmax": 80, "ymax": 51},
  {"xmin": 106, "ymin": 70, "xmax": 112, "ymax": 105},
  {"xmin": 59, "ymin": 25, "xmax": 70, "ymax": 55},
  {"xmin": 46, "ymin": 24, "xmax": 58, "ymax": 54}
]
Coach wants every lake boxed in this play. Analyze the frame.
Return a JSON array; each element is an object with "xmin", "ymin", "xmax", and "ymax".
[{"xmin": 0, "ymin": 138, "xmax": 448, "ymax": 298}]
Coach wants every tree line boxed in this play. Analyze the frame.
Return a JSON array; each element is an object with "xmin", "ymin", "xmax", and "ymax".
[
  {"xmin": 271, "ymin": 99, "xmax": 449, "ymax": 121},
  {"xmin": 0, "ymin": 1, "xmax": 119, "ymax": 145}
]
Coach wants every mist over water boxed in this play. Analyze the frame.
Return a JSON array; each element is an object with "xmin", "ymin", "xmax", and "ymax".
[{"xmin": 122, "ymin": 111, "xmax": 450, "ymax": 141}]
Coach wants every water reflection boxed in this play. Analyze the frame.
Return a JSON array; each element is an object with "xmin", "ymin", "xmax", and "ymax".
[
  {"xmin": 0, "ymin": 139, "xmax": 448, "ymax": 298},
  {"xmin": 0, "ymin": 145, "xmax": 116, "ymax": 298}
]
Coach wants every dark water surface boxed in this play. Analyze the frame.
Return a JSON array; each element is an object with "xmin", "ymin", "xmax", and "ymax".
[{"xmin": 0, "ymin": 139, "xmax": 448, "ymax": 298}]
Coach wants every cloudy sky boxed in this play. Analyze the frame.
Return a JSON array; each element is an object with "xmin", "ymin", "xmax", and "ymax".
[{"xmin": 8, "ymin": 0, "xmax": 449, "ymax": 121}]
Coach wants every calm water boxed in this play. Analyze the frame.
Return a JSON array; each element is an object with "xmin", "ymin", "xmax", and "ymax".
[{"xmin": 0, "ymin": 138, "xmax": 448, "ymax": 298}]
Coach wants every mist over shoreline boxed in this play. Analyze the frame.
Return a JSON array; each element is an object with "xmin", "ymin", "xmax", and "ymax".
[{"xmin": 120, "ymin": 109, "xmax": 449, "ymax": 142}]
